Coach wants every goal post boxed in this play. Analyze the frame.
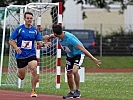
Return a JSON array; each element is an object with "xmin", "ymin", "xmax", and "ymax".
[{"xmin": 0, "ymin": 2, "xmax": 62, "ymax": 89}]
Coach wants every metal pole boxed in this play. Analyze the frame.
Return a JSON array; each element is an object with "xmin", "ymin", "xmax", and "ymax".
[
  {"xmin": 0, "ymin": 7, "xmax": 8, "ymax": 86},
  {"xmin": 100, "ymin": 24, "xmax": 102, "ymax": 57},
  {"xmin": 56, "ymin": 2, "xmax": 62, "ymax": 89}
]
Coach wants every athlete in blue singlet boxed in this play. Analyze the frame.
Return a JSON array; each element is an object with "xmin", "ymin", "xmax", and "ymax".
[
  {"xmin": 9, "ymin": 12, "xmax": 51, "ymax": 97},
  {"xmin": 9, "ymin": 24, "xmax": 43, "ymax": 58},
  {"xmin": 44, "ymin": 24, "xmax": 101, "ymax": 99}
]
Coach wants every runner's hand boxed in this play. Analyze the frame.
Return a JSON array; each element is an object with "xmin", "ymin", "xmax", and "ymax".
[
  {"xmin": 44, "ymin": 42, "xmax": 52, "ymax": 47},
  {"xmin": 15, "ymin": 47, "xmax": 21, "ymax": 54},
  {"xmin": 43, "ymin": 35, "xmax": 49, "ymax": 43},
  {"xmin": 93, "ymin": 58, "xmax": 102, "ymax": 68}
]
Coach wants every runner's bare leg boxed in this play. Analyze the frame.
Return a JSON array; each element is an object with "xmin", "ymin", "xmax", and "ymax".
[
  {"xmin": 28, "ymin": 60, "xmax": 37, "ymax": 91},
  {"xmin": 73, "ymin": 65, "xmax": 80, "ymax": 91},
  {"xmin": 17, "ymin": 67, "xmax": 26, "ymax": 80}
]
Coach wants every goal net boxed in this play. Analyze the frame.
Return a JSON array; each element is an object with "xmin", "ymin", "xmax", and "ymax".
[{"xmin": 0, "ymin": 3, "xmax": 62, "ymax": 90}]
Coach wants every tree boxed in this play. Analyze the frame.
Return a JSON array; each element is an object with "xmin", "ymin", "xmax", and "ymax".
[
  {"xmin": 51, "ymin": 0, "xmax": 65, "ymax": 24},
  {"xmin": 0, "ymin": 0, "xmax": 38, "ymax": 7},
  {"xmin": 75, "ymin": 0, "xmax": 133, "ymax": 11},
  {"xmin": 74, "ymin": 0, "xmax": 133, "ymax": 19},
  {"xmin": 0, "ymin": 0, "xmax": 9, "ymax": 7}
]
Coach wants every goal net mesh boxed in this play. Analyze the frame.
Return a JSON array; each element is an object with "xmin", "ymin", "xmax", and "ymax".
[{"xmin": 1, "ymin": 3, "xmax": 60, "ymax": 91}]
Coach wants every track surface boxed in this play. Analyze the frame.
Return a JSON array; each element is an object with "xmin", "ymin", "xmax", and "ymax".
[{"xmin": 0, "ymin": 90, "xmax": 103, "ymax": 100}]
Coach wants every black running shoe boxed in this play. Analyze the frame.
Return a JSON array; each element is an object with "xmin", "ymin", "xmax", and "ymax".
[
  {"xmin": 63, "ymin": 92, "xmax": 74, "ymax": 99},
  {"xmin": 73, "ymin": 90, "xmax": 81, "ymax": 98}
]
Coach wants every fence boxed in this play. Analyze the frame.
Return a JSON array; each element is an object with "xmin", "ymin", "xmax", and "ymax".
[
  {"xmin": 0, "ymin": 24, "xmax": 133, "ymax": 56},
  {"xmin": 90, "ymin": 24, "xmax": 133, "ymax": 56}
]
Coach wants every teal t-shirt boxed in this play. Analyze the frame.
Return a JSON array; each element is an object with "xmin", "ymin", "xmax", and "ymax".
[{"xmin": 56, "ymin": 31, "xmax": 85, "ymax": 58}]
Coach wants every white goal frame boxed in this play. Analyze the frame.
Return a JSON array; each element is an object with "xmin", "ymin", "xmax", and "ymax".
[{"xmin": 0, "ymin": 2, "xmax": 62, "ymax": 89}]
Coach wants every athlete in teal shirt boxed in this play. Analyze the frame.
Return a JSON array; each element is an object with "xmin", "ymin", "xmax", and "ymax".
[{"xmin": 44, "ymin": 24, "xmax": 101, "ymax": 99}]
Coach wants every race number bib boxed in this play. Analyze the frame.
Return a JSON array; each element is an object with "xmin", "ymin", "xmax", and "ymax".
[
  {"xmin": 61, "ymin": 46, "xmax": 71, "ymax": 52},
  {"xmin": 21, "ymin": 40, "xmax": 32, "ymax": 49}
]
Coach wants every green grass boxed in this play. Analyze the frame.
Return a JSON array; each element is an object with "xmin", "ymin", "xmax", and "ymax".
[
  {"xmin": 61, "ymin": 56, "xmax": 133, "ymax": 69},
  {"xmin": 1, "ymin": 72, "xmax": 133, "ymax": 100},
  {"xmin": 2, "ymin": 56, "xmax": 133, "ymax": 69}
]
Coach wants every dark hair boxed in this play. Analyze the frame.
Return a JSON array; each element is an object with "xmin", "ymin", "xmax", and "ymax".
[
  {"xmin": 24, "ymin": 12, "xmax": 33, "ymax": 18},
  {"xmin": 52, "ymin": 24, "xmax": 62, "ymax": 35}
]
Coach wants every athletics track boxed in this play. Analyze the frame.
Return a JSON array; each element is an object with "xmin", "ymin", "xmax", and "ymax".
[{"xmin": 0, "ymin": 90, "xmax": 103, "ymax": 100}]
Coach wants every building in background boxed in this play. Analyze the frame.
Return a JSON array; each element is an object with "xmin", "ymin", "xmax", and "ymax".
[
  {"xmin": 83, "ymin": 6, "xmax": 124, "ymax": 35},
  {"xmin": 0, "ymin": 0, "xmax": 132, "ymax": 34},
  {"xmin": 63, "ymin": 0, "xmax": 84, "ymax": 29},
  {"xmin": 63, "ymin": 0, "xmax": 124, "ymax": 35},
  {"xmin": 124, "ymin": 4, "xmax": 133, "ymax": 32},
  {"xmin": 62, "ymin": 0, "xmax": 133, "ymax": 35}
]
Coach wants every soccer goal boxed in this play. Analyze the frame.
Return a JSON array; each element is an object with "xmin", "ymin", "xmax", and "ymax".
[{"xmin": 0, "ymin": 2, "xmax": 62, "ymax": 90}]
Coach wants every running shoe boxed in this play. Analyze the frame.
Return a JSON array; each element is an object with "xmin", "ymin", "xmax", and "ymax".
[
  {"xmin": 63, "ymin": 92, "xmax": 74, "ymax": 99},
  {"xmin": 31, "ymin": 90, "xmax": 37, "ymax": 97},
  {"xmin": 73, "ymin": 90, "xmax": 81, "ymax": 98}
]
